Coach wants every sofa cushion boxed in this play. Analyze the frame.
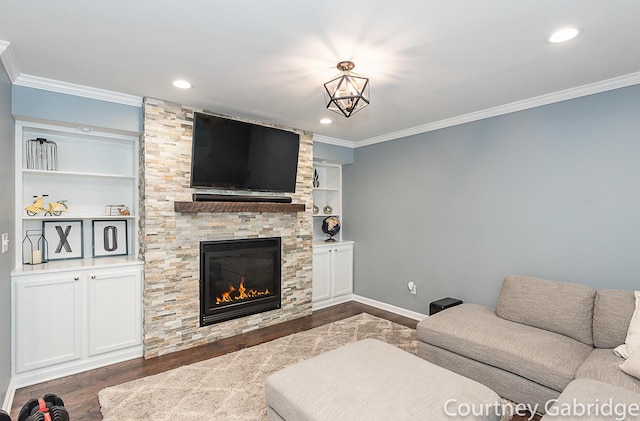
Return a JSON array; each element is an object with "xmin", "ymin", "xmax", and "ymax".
[
  {"xmin": 417, "ymin": 303, "xmax": 593, "ymax": 392},
  {"xmin": 496, "ymin": 275, "xmax": 596, "ymax": 345},
  {"xmin": 541, "ymin": 378, "xmax": 640, "ymax": 420},
  {"xmin": 575, "ymin": 348, "xmax": 640, "ymax": 394},
  {"xmin": 593, "ymin": 289, "xmax": 636, "ymax": 349}
]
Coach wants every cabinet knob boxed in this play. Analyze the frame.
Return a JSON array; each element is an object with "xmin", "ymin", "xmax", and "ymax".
[
  {"xmin": 91, "ymin": 275, "xmax": 96, "ymax": 280},
  {"xmin": 74, "ymin": 277, "xmax": 80, "ymax": 281}
]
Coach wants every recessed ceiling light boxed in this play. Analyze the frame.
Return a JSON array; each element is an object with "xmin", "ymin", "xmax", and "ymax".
[
  {"xmin": 546, "ymin": 27, "xmax": 582, "ymax": 44},
  {"xmin": 319, "ymin": 118, "xmax": 332, "ymax": 125},
  {"xmin": 172, "ymin": 79, "xmax": 192, "ymax": 89}
]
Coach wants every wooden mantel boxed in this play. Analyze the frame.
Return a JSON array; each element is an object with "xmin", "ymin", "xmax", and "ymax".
[{"xmin": 174, "ymin": 201, "xmax": 306, "ymax": 213}]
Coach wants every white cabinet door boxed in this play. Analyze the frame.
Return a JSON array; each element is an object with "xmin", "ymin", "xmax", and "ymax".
[
  {"xmin": 312, "ymin": 242, "xmax": 353, "ymax": 307},
  {"xmin": 12, "ymin": 263, "xmax": 143, "ymax": 386},
  {"xmin": 312, "ymin": 247, "xmax": 332, "ymax": 302},
  {"xmin": 332, "ymin": 244, "xmax": 353, "ymax": 297},
  {"xmin": 87, "ymin": 268, "xmax": 142, "ymax": 356},
  {"xmin": 14, "ymin": 274, "xmax": 82, "ymax": 373}
]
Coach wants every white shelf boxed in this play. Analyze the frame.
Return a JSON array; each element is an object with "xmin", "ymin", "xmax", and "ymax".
[
  {"xmin": 313, "ymin": 239, "xmax": 354, "ymax": 247},
  {"xmin": 21, "ymin": 122, "xmax": 135, "ymax": 176},
  {"xmin": 312, "ymin": 162, "xmax": 343, "ymax": 242},
  {"xmin": 15, "ymin": 120, "xmax": 139, "ymax": 269},
  {"xmin": 22, "ymin": 215, "xmax": 136, "ymax": 221},
  {"xmin": 313, "ymin": 187, "xmax": 340, "ymax": 192},
  {"xmin": 12, "ymin": 255, "xmax": 143, "ymax": 276},
  {"xmin": 23, "ymin": 169, "xmax": 135, "ymax": 179},
  {"xmin": 313, "ymin": 164, "xmax": 341, "ymax": 190},
  {"xmin": 21, "ymin": 122, "xmax": 137, "ymax": 144}
]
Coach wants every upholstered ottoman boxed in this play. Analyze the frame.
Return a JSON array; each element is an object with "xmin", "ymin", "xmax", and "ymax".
[{"xmin": 265, "ymin": 339, "xmax": 501, "ymax": 421}]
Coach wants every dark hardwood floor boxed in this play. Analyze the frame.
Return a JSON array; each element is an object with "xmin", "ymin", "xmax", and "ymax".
[
  {"xmin": 10, "ymin": 302, "xmax": 415, "ymax": 420},
  {"xmin": 10, "ymin": 301, "xmax": 538, "ymax": 420}
]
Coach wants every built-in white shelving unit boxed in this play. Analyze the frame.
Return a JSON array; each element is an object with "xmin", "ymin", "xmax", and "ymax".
[
  {"xmin": 11, "ymin": 120, "xmax": 143, "ymax": 387},
  {"xmin": 14, "ymin": 121, "xmax": 139, "ymax": 269},
  {"xmin": 312, "ymin": 162, "xmax": 343, "ymax": 243},
  {"xmin": 312, "ymin": 161, "xmax": 353, "ymax": 309}
]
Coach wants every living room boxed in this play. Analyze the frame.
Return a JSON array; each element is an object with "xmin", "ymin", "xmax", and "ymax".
[{"xmin": 1, "ymin": 2, "xmax": 640, "ymax": 420}]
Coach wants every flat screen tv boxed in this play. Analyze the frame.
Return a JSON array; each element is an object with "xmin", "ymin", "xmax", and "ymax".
[{"xmin": 190, "ymin": 112, "xmax": 300, "ymax": 193}]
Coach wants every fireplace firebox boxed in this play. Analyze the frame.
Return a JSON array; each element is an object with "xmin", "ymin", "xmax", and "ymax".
[{"xmin": 200, "ymin": 237, "xmax": 281, "ymax": 326}]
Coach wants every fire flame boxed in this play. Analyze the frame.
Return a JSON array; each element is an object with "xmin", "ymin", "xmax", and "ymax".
[{"xmin": 216, "ymin": 276, "xmax": 270, "ymax": 304}]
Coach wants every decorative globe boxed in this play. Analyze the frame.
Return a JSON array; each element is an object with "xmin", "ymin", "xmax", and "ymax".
[{"xmin": 321, "ymin": 216, "xmax": 341, "ymax": 242}]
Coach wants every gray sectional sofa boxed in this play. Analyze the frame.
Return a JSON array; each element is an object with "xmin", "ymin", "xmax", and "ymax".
[{"xmin": 416, "ymin": 275, "xmax": 640, "ymax": 415}]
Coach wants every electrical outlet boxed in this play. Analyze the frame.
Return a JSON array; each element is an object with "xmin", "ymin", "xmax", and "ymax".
[
  {"xmin": 1, "ymin": 233, "xmax": 8, "ymax": 254},
  {"xmin": 407, "ymin": 281, "xmax": 417, "ymax": 295}
]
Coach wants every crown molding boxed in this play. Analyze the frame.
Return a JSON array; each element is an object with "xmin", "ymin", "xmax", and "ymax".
[
  {"xmin": 5, "ymin": 37, "xmax": 639, "ymax": 144},
  {"xmin": 312, "ymin": 133, "xmax": 356, "ymax": 148},
  {"xmin": 355, "ymin": 71, "xmax": 640, "ymax": 148},
  {"xmin": 13, "ymin": 74, "xmax": 143, "ymax": 107},
  {"xmin": 0, "ymin": 40, "xmax": 21, "ymax": 82}
]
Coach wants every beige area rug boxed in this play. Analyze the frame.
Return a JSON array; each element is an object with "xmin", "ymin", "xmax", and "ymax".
[
  {"xmin": 99, "ymin": 314, "xmax": 416, "ymax": 420},
  {"xmin": 99, "ymin": 313, "xmax": 514, "ymax": 420}
]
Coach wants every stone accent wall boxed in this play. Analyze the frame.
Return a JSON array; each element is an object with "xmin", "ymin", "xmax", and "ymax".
[{"xmin": 141, "ymin": 97, "xmax": 313, "ymax": 358}]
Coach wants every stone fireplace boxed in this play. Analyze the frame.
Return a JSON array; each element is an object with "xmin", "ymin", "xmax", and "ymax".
[{"xmin": 140, "ymin": 97, "xmax": 313, "ymax": 359}]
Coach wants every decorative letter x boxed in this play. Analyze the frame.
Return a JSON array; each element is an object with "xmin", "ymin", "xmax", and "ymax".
[{"xmin": 54, "ymin": 225, "xmax": 73, "ymax": 253}]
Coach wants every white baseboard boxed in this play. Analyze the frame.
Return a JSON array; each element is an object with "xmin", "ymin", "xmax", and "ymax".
[
  {"xmin": 352, "ymin": 295, "xmax": 428, "ymax": 321},
  {"xmin": 12, "ymin": 346, "xmax": 142, "ymax": 389},
  {"xmin": 312, "ymin": 294, "xmax": 353, "ymax": 311},
  {"xmin": 2, "ymin": 377, "xmax": 15, "ymax": 413}
]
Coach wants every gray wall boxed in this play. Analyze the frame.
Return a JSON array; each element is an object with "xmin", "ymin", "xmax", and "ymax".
[
  {"xmin": 0, "ymin": 64, "xmax": 14, "ymax": 408},
  {"xmin": 313, "ymin": 141, "xmax": 354, "ymax": 164},
  {"xmin": 12, "ymin": 85, "xmax": 142, "ymax": 133},
  {"xmin": 344, "ymin": 85, "xmax": 640, "ymax": 314}
]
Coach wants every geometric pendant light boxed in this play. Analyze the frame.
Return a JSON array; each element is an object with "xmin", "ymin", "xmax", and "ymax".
[{"xmin": 323, "ymin": 61, "xmax": 370, "ymax": 118}]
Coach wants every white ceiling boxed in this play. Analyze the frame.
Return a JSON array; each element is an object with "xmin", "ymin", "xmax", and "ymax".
[{"xmin": 2, "ymin": 1, "xmax": 640, "ymax": 145}]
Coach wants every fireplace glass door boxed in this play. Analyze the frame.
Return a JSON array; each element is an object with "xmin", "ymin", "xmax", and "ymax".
[{"xmin": 200, "ymin": 237, "xmax": 281, "ymax": 326}]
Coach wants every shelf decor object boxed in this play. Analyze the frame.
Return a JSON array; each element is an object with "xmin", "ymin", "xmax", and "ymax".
[
  {"xmin": 324, "ymin": 61, "xmax": 370, "ymax": 118},
  {"xmin": 21, "ymin": 229, "xmax": 48, "ymax": 265},
  {"xmin": 25, "ymin": 195, "xmax": 48, "ymax": 216},
  {"xmin": 42, "ymin": 220, "xmax": 84, "ymax": 261},
  {"xmin": 26, "ymin": 137, "xmax": 58, "ymax": 171},
  {"xmin": 25, "ymin": 195, "xmax": 68, "ymax": 217},
  {"xmin": 321, "ymin": 216, "xmax": 341, "ymax": 242},
  {"xmin": 313, "ymin": 169, "xmax": 320, "ymax": 188},
  {"xmin": 92, "ymin": 219, "xmax": 128, "ymax": 258},
  {"xmin": 105, "ymin": 204, "xmax": 129, "ymax": 216}
]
